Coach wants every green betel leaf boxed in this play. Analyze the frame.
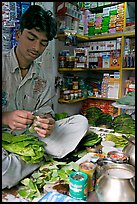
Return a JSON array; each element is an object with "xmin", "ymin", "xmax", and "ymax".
[
  {"xmin": 20, "ymin": 178, "xmax": 31, "ymax": 186},
  {"xmin": 2, "ymin": 132, "xmax": 14, "ymax": 143},
  {"xmin": 2, "ymin": 143, "xmax": 35, "ymax": 156},
  {"xmin": 12, "ymin": 134, "xmax": 37, "ymax": 143},
  {"xmin": 18, "ymin": 189, "xmax": 29, "ymax": 198},
  {"xmin": 2, "ymin": 132, "xmax": 45, "ymax": 164}
]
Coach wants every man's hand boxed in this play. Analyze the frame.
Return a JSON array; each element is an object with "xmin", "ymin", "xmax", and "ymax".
[
  {"xmin": 33, "ymin": 114, "xmax": 55, "ymax": 138},
  {"xmin": 2, "ymin": 110, "xmax": 34, "ymax": 131}
]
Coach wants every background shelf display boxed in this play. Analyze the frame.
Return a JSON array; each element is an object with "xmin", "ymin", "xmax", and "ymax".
[{"xmin": 56, "ymin": 2, "xmax": 135, "ymax": 117}]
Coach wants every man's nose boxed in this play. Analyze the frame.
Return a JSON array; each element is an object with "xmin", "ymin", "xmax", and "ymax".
[{"xmin": 33, "ymin": 40, "xmax": 40, "ymax": 51}]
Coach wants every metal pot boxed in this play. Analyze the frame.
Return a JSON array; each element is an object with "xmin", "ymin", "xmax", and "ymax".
[
  {"xmin": 95, "ymin": 163, "xmax": 135, "ymax": 202},
  {"xmin": 123, "ymin": 136, "xmax": 135, "ymax": 166},
  {"xmin": 95, "ymin": 158, "xmax": 117, "ymax": 180}
]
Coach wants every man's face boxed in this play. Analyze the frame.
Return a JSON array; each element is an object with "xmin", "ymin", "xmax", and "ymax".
[{"xmin": 16, "ymin": 28, "xmax": 49, "ymax": 62}]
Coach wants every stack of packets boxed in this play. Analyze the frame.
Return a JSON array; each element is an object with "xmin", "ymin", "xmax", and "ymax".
[{"xmin": 38, "ymin": 192, "xmax": 86, "ymax": 202}]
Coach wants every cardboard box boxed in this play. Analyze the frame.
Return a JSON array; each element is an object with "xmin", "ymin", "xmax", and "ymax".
[
  {"xmin": 108, "ymin": 78, "xmax": 120, "ymax": 99},
  {"xmin": 102, "ymin": 55, "xmax": 110, "ymax": 68},
  {"xmin": 110, "ymin": 51, "xmax": 121, "ymax": 68}
]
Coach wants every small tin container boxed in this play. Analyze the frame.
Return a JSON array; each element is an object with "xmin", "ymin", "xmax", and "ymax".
[
  {"xmin": 69, "ymin": 171, "xmax": 88, "ymax": 201},
  {"xmin": 79, "ymin": 162, "xmax": 96, "ymax": 192}
]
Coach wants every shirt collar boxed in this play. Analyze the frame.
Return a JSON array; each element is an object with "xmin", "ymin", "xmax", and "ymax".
[{"xmin": 10, "ymin": 46, "xmax": 36, "ymax": 74}]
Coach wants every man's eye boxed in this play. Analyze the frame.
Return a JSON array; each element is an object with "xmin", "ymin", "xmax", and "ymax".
[
  {"xmin": 28, "ymin": 37, "xmax": 35, "ymax": 41},
  {"xmin": 41, "ymin": 42, "xmax": 48, "ymax": 47}
]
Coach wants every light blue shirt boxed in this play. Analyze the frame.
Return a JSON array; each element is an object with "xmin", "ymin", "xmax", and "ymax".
[{"xmin": 2, "ymin": 46, "xmax": 54, "ymax": 133}]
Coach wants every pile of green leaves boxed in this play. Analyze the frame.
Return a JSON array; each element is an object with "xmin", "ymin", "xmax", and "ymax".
[
  {"xmin": 105, "ymin": 133, "xmax": 129, "ymax": 148},
  {"xmin": 85, "ymin": 106, "xmax": 113, "ymax": 128},
  {"xmin": 2, "ymin": 132, "xmax": 45, "ymax": 164},
  {"xmin": 95, "ymin": 113, "xmax": 113, "ymax": 129},
  {"xmin": 78, "ymin": 131, "xmax": 102, "ymax": 147},
  {"xmin": 112, "ymin": 113, "xmax": 135, "ymax": 135},
  {"xmin": 85, "ymin": 107, "xmax": 103, "ymax": 126},
  {"xmin": 18, "ymin": 160, "xmax": 79, "ymax": 200}
]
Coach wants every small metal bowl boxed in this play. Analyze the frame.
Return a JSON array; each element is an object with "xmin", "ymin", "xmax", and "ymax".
[{"xmin": 107, "ymin": 151, "xmax": 129, "ymax": 163}]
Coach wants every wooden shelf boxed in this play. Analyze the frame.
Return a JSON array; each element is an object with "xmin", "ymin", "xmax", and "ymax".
[
  {"xmin": 122, "ymin": 68, "xmax": 135, "ymax": 71},
  {"xmin": 122, "ymin": 32, "xmax": 135, "ymax": 37},
  {"xmin": 87, "ymin": 97, "xmax": 116, "ymax": 101},
  {"xmin": 58, "ymin": 97, "xmax": 87, "ymax": 103},
  {"xmin": 58, "ymin": 96, "xmax": 116, "ymax": 104},
  {"xmin": 58, "ymin": 67, "xmax": 120, "ymax": 72},
  {"xmin": 57, "ymin": 31, "xmax": 135, "ymax": 42}
]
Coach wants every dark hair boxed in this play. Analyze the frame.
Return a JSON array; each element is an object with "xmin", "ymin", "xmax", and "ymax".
[{"xmin": 20, "ymin": 5, "xmax": 57, "ymax": 41}]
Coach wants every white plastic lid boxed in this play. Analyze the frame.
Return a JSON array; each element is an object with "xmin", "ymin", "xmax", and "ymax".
[{"xmin": 101, "ymin": 140, "xmax": 115, "ymax": 147}]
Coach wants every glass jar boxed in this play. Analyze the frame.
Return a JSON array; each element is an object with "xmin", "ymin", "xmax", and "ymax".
[
  {"xmin": 66, "ymin": 56, "xmax": 75, "ymax": 68},
  {"xmin": 63, "ymin": 90, "xmax": 70, "ymax": 100},
  {"xmin": 74, "ymin": 90, "xmax": 78, "ymax": 99},
  {"xmin": 72, "ymin": 81, "xmax": 79, "ymax": 90},
  {"xmin": 78, "ymin": 89, "xmax": 82, "ymax": 98},
  {"xmin": 58, "ymin": 56, "xmax": 66, "ymax": 68},
  {"xmin": 70, "ymin": 90, "xmax": 74, "ymax": 100}
]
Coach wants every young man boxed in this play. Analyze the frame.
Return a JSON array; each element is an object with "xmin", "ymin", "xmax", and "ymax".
[{"xmin": 2, "ymin": 5, "xmax": 88, "ymax": 189}]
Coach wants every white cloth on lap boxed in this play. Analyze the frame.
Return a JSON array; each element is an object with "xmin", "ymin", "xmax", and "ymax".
[{"xmin": 2, "ymin": 115, "xmax": 88, "ymax": 189}]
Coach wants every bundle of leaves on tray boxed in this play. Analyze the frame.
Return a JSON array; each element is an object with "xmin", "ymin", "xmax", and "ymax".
[
  {"xmin": 95, "ymin": 113, "xmax": 113, "ymax": 129},
  {"xmin": 85, "ymin": 106, "xmax": 103, "ymax": 126},
  {"xmin": 2, "ymin": 132, "xmax": 45, "ymax": 164},
  {"xmin": 78, "ymin": 131, "xmax": 102, "ymax": 147},
  {"xmin": 112, "ymin": 113, "xmax": 135, "ymax": 135},
  {"xmin": 84, "ymin": 106, "xmax": 113, "ymax": 128},
  {"xmin": 105, "ymin": 133, "xmax": 129, "ymax": 148}
]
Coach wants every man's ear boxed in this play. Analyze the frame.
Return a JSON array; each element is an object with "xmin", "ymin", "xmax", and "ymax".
[{"xmin": 15, "ymin": 30, "xmax": 21, "ymax": 41}]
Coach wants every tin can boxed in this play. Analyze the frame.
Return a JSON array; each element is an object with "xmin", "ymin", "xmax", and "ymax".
[
  {"xmin": 79, "ymin": 162, "xmax": 96, "ymax": 192},
  {"xmin": 69, "ymin": 171, "xmax": 88, "ymax": 201}
]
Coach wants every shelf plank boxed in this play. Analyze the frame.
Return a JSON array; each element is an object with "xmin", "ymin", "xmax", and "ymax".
[
  {"xmin": 87, "ymin": 97, "xmax": 116, "ymax": 101},
  {"xmin": 58, "ymin": 97, "xmax": 87, "ymax": 103},
  {"xmin": 58, "ymin": 96, "xmax": 116, "ymax": 104},
  {"xmin": 58, "ymin": 67, "xmax": 120, "ymax": 72},
  {"xmin": 57, "ymin": 31, "xmax": 135, "ymax": 42},
  {"xmin": 122, "ymin": 68, "xmax": 135, "ymax": 71}
]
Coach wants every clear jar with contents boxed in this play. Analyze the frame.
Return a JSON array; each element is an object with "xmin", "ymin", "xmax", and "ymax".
[
  {"xmin": 66, "ymin": 56, "xmax": 75, "ymax": 68},
  {"xmin": 72, "ymin": 81, "xmax": 79, "ymax": 90},
  {"xmin": 74, "ymin": 57, "xmax": 78, "ymax": 68},
  {"xmin": 78, "ymin": 89, "xmax": 82, "ymax": 98},
  {"xmin": 58, "ymin": 56, "xmax": 66, "ymax": 68},
  {"xmin": 70, "ymin": 90, "xmax": 74, "ymax": 100},
  {"xmin": 74, "ymin": 90, "xmax": 78, "ymax": 99},
  {"xmin": 63, "ymin": 90, "xmax": 70, "ymax": 100},
  {"xmin": 93, "ymin": 88, "xmax": 98, "ymax": 97}
]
